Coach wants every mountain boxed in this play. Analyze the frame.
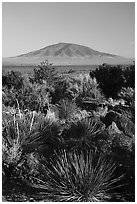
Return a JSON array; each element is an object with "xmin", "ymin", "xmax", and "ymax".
[
  {"xmin": 17, "ymin": 42, "xmax": 116, "ymax": 58},
  {"xmin": 2, "ymin": 42, "xmax": 133, "ymax": 66}
]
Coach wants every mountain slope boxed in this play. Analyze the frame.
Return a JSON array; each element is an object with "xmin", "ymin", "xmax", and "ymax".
[
  {"xmin": 17, "ymin": 42, "xmax": 116, "ymax": 58},
  {"xmin": 2, "ymin": 43, "xmax": 133, "ymax": 66}
]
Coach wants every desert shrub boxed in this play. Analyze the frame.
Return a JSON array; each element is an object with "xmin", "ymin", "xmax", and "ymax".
[
  {"xmin": 90, "ymin": 64, "xmax": 135, "ymax": 99},
  {"xmin": 2, "ymin": 70, "xmax": 24, "ymax": 90},
  {"xmin": 90, "ymin": 64, "xmax": 125, "ymax": 98},
  {"xmin": 56, "ymin": 99, "xmax": 79, "ymax": 123},
  {"xmin": 72, "ymin": 74, "xmax": 105, "ymax": 111},
  {"xmin": 50, "ymin": 74, "xmax": 104, "ymax": 105},
  {"xmin": 118, "ymin": 87, "xmax": 135, "ymax": 122},
  {"xmin": 122, "ymin": 65, "xmax": 135, "ymax": 88},
  {"xmin": 30, "ymin": 150, "xmax": 123, "ymax": 202},
  {"xmin": 118, "ymin": 87, "xmax": 135, "ymax": 106},
  {"xmin": 74, "ymin": 74, "xmax": 104, "ymax": 100},
  {"xmin": 50, "ymin": 77, "xmax": 77, "ymax": 104},
  {"xmin": 2, "ymin": 88, "xmax": 15, "ymax": 108},
  {"xmin": 18, "ymin": 83, "xmax": 51, "ymax": 112},
  {"xmin": 2, "ymin": 86, "xmax": 31, "ymax": 110},
  {"xmin": 3, "ymin": 81, "xmax": 51, "ymax": 112},
  {"xmin": 29, "ymin": 60, "xmax": 58, "ymax": 85}
]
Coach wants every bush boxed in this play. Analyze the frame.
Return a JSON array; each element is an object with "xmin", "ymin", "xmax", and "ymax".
[
  {"xmin": 90, "ymin": 64, "xmax": 125, "ymax": 98},
  {"xmin": 3, "ymin": 81, "xmax": 51, "ymax": 112},
  {"xmin": 57, "ymin": 99, "xmax": 79, "ymax": 123},
  {"xmin": 29, "ymin": 60, "xmax": 58, "ymax": 85},
  {"xmin": 2, "ymin": 71, "xmax": 24, "ymax": 90},
  {"xmin": 75, "ymin": 74, "xmax": 104, "ymax": 99},
  {"xmin": 118, "ymin": 87, "xmax": 135, "ymax": 106},
  {"xmin": 50, "ymin": 74, "xmax": 104, "ymax": 105},
  {"xmin": 50, "ymin": 77, "xmax": 77, "ymax": 104},
  {"xmin": 118, "ymin": 87, "xmax": 135, "ymax": 122},
  {"xmin": 123, "ymin": 65, "xmax": 135, "ymax": 88}
]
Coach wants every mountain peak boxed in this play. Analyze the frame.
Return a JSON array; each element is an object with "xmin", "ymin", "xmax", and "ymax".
[
  {"xmin": 18, "ymin": 42, "xmax": 116, "ymax": 58},
  {"xmin": 3, "ymin": 42, "xmax": 133, "ymax": 66}
]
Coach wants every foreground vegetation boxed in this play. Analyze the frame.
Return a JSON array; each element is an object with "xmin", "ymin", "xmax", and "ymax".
[{"xmin": 2, "ymin": 61, "xmax": 135, "ymax": 201}]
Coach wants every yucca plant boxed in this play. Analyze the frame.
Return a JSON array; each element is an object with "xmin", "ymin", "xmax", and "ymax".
[
  {"xmin": 2, "ymin": 109, "xmax": 61, "ymax": 180},
  {"xmin": 30, "ymin": 149, "xmax": 123, "ymax": 202},
  {"xmin": 62, "ymin": 117, "xmax": 106, "ymax": 151},
  {"xmin": 24, "ymin": 118, "xmax": 61, "ymax": 157}
]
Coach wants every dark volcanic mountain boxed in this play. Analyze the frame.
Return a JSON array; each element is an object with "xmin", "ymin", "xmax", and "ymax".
[{"xmin": 3, "ymin": 43, "xmax": 133, "ymax": 66}]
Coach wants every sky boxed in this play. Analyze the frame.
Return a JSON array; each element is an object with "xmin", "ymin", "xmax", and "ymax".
[{"xmin": 2, "ymin": 2, "xmax": 135, "ymax": 58}]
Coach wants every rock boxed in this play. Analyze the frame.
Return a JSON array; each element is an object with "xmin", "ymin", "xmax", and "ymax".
[
  {"xmin": 116, "ymin": 114, "xmax": 135, "ymax": 138},
  {"xmin": 103, "ymin": 110, "xmax": 135, "ymax": 138},
  {"xmin": 107, "ymin": 122, "xmax": 123, "ymax": 135},
  {"xmin": 106, "ymin": 122, "xmax": 134, "ymax": 153}
]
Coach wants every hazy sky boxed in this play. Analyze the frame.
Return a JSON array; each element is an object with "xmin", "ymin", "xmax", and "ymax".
[{"xmin": 2, "ymin": 2, "xmax": 135, "ymax": 58}]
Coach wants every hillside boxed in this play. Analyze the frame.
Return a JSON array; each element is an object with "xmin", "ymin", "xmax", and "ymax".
[{"xmin": 2, "ymin": 43, "xmax": 133, "ymax": 66}]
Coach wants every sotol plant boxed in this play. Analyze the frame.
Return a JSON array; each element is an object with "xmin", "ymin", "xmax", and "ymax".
[
  {"xmin": 30, "ymin": 149, "xmax": 123, "ymax": 202},
  {"xmin": 2, "ymin": 109, "xmax": 61, "ymax": 179},
  {"xmin": 62, "ymin": 117, "xmax": 106, "ymax": 151}
]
